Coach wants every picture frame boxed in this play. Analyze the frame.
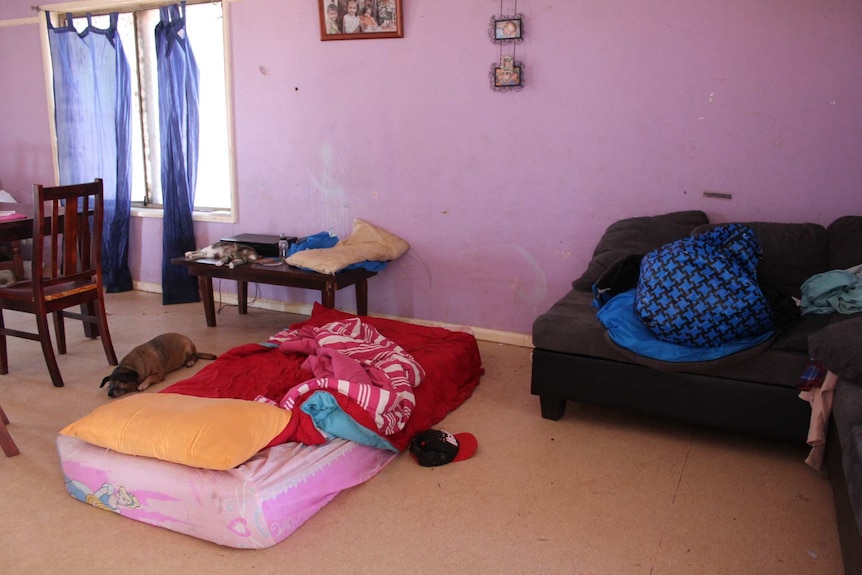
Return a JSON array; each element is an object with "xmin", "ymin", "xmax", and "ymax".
[
  {"xmin": 494, "ymin": 17, "xmax": 522, "ymax": 41},
  {"xmin": 319, "ymin": 0, "xmax": 404, "ymax": 41},
  {"xmin": 494, "ymin": 65, "xmax": 522, "ymax": 88}
]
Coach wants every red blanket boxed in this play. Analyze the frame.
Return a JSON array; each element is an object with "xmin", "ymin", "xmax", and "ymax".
[{"xmin": 162, "ymin": 304, "xmax": 484, "ymax": 451}]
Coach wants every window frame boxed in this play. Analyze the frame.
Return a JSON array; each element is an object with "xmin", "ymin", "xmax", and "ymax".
[{"xmin": 39, "ymin": 0, "xmax": 238, "ymax": 223}]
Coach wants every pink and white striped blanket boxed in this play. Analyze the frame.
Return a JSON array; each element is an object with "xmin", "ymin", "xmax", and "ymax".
[{"xmin": 258, "ymin": 318, "xmax": 425, "ymax": 437}]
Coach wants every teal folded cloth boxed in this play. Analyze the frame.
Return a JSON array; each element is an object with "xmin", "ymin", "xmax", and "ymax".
[{"xmin": 800, "ymin": 265, "xmax": 862, "ymax": 315}]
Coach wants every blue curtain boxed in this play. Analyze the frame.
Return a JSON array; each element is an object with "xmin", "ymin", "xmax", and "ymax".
[
  {"xmin": 47, "ymin": 12, "xmax": 133, "ymax": 292},
  {"xmin": 156, "ymin": 3, "xmax": 200, "ymax": 305}
]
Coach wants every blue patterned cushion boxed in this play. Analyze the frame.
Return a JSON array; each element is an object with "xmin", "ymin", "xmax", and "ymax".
[{"xmin": 635, "ymin": 224, "xmax": 776, "ymax": 347}]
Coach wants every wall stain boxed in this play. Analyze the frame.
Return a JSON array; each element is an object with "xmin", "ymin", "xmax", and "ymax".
[
  {"xmin": 464, "ymin": 244, "xmax": 547, "ymax": 306},
  {"xmin": 308, "ymin": 143, "xmax": 351, "ymax": 235}
]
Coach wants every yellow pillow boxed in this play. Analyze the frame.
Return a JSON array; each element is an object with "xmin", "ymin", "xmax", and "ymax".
[{"xmin": 60, "ymin": 393, "xmax": 292, "ymax": 470}]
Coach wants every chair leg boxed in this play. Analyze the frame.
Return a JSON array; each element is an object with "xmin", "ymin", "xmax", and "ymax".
[
  {"xmin": 0, "ymin": 309, "xmax": 7, "ymax": 375},
  {"xmin": 35, "ymin": 313, "xmax": 64, "ymax": 387},
  {"xmin": 0, "ymin": 404, "xmax": 20, "ymax": 457},
  {"xmin": 82, "ymin": 302, "xmax": 98, "ymax": 339},
  {"xmin": 95, "ymin": 298, "xmax": 117, "ymax": 366},
  {"xmin": 53, "ymin": 311, "xmax": 67, "ymax": 355}
]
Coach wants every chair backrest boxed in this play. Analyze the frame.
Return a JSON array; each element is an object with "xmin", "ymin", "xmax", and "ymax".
[{"xmin": 30, "ymin": 179, "xmax": 104, "ymax": 290}]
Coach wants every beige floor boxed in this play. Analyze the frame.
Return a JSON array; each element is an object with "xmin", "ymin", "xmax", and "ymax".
[{"xmin": 0, "ymin": 290, "xmax": 843, "ymax": 574}]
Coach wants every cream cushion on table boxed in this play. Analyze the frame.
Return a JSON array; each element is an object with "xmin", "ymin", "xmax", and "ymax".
[{"xmin": 285, "ymin": 218, "xmax": 409, "ymax": 275}]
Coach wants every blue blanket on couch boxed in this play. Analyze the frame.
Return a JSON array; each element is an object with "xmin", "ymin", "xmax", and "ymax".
[{"xmin": 597, "ymin": 290, "xmax": 775, "ymax": 363}]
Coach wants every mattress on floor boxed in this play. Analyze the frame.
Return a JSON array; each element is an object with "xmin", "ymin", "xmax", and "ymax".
[
  {"xmin": 56, "ymin": 305, "xmax": 484, "ymax": 548},
  {"xmin": 57, "ymin": 434, "xmax": 397, "ymax": 549}
]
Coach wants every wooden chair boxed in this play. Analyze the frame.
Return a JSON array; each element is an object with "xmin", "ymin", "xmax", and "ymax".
[
  {"xmin": 0, "ymin": 402, "xmax": 20, "ymax": 457},
  {"xmin": 0, "ymin": 179, "xmax": 118, "ymax": 387}
]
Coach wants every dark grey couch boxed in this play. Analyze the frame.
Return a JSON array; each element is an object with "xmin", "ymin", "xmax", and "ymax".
[
  {"xmin": 815, "ymin": 316, "xmax": 862, "ymax": 575},
  {"xmin": 530, "ymin": 211, "xmax": 862, "ymax": 572}
]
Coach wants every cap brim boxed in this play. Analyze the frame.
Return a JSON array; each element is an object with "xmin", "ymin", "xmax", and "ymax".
[{"xmin": 452, "ymin": 432, "xmax": 478, "ymax": 462}]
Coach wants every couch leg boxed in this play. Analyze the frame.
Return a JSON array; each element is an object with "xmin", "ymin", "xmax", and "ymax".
[{"xmin": 539, "ymin": 396, "xmax": 566, "ymax": 420}]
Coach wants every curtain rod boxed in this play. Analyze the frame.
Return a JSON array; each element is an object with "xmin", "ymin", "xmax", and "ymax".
[{"xmin": 33, "ymin": 0, "xmax": 226, "ymax": 15}]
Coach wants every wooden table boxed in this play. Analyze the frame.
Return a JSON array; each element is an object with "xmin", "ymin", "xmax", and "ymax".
[
  {"xmin": 171, "ymin": 257, "xmax": 377, "ymax": 327},
  {"xmin": 0, "ymin": 202, "xmax": 32, "ymax": 279}
]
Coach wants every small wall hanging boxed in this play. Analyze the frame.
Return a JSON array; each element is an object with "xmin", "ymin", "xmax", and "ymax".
[
  {"xmin": 489, "ymin": 1, "xmax": 524, "ymax": 92},
  {"xmin": 319, "ymin": 0, "xmax": 403, "ymax": 41},
  {"xmin": 490, "ymin": 55, "xmax": 524, "ymax": 91},
  {"xmin": 490, "ymin": 16, "xmax": 523, "ymax": 44}
]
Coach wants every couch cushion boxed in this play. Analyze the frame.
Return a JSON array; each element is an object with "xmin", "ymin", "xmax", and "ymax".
[
  {"xmin": 809, "ymin": 315, "xmax": 862, "ymax": 384},
  {"xmin": 749, "ymin": 222, "xmax": 829, "ymax": 299},
  {"xmin": 532, "ymin": 290, "xmax": 613, "ymax": 358},
  {"xmin": 828, "ymin": 215, "xmax": 862, "ymax": 271},
  {"xmin": 572, "ymin": 210, "xmax": 708, "ymax": 292},
  {"xmin": 771, "ymin": 313, "xmax": 831, "ymax": 352},
  {"xmin": 694, "ymin": 221, "xmax": 828, "ymax": 299}
]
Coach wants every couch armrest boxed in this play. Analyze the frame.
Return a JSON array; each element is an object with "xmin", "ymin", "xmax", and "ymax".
[{"xmin": 809, "ymin": 315, "xmax": 862, "ymax": 383}]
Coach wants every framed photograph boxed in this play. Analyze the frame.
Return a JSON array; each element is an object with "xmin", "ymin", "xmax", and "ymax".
[
  {"xmin": 494, "ymin": 18, "xmax": 522, "ymax": 41},
  {"xmin": 319, "ymin": 0, "xmax": 404, "ymax": 41},
  {"xmin": 494, "ymin": 65, "xmax": 522, "ymax": 88}
]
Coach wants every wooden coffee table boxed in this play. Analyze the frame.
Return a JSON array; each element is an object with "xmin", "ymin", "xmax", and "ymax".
[{"xmin": 171, "ymin": 257, "xmax": 376, "ymax": 327}]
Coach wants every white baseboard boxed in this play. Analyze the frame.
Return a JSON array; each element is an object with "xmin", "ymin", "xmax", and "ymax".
[{"xmin": 132, "ymin": 281, "xmax": 533, "ymax": 348}]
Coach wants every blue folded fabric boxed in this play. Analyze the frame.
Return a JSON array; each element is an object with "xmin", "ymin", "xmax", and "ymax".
[
  {"xmin": 344, "ymin": 260, "xmax": 388, "ymax": 272},
  {"xmin": 597, "ymin": 290, "xmax": 775, "ymax": 362},
  {"xmin": 300, "ymin": 391, "xmax": 396, "ymax": 451},
  {"xmin": 288, "ymin": 231, "xmax": 339, "ymax": 255}
]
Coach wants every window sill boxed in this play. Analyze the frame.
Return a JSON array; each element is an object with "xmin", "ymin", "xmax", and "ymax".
[{"xmin": 131, "ymin": 206, "xmax": 236, "ymax": 223}]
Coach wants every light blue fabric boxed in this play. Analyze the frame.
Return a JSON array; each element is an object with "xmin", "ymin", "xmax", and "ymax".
[
  {"xmin": 598, "ymin": 290, "xmax": 776, "ymax": 362},
  {"xmin": 301, "ymin": 391, "xmax": 397, "ymax": 451},
  {"xmin": 157, "ymin": 3, "xmax": 201, "ymax": 305},
  {"xmin": 800, "ymin": 269, "xmax": 862, "ymax": 315},
  {"xmin": 46, "ymin": 12, "xmax": 133, "ymax": 292}
]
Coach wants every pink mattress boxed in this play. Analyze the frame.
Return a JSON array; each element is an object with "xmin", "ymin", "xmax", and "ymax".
[
  {"xmin": 56, "ymin": 307, "xmax": 484, "ymax": 548},
  {"xmin": 57, "ymin": 434, "xmax": 396, "ymax": 548}
]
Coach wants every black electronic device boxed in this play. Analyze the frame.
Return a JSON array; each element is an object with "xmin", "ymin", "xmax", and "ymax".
[{"xmin": 219, "ymin": 233, "xmax": 296, "ymax": 258}]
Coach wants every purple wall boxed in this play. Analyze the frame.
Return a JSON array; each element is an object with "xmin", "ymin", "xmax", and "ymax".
[{"xmin": 1, "ymin": 1, "xmax": 861, "ymax": 335}]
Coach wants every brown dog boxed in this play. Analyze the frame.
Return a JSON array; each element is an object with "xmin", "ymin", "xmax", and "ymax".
[{"xmin": 100, "ymin": 333, "xmax": 217, "ymax": 398}]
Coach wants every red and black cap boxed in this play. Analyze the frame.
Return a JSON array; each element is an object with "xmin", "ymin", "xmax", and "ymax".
[{"xmin": 408, "ymin": 429, "xmax": 478, "ymax": 467}]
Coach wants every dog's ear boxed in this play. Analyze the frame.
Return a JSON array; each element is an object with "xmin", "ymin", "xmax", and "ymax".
[{"xmin": 100, "ymin": 376, "xmax": 111, "ymax": 388}]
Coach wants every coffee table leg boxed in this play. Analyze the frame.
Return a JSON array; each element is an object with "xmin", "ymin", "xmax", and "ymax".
[
  {"xmin": 322, "ymin": 281, "xmax": 336, "ymax": 308},
  {"xmin": 355, "ymin": 279, "xmax": 368, "ymax": 316},
  {"xmin": 238, "ymin": 281, "xmax": 248, "ymax": 315},
  {"xmin": 200, "ymin": 276, "xmax": 217, "ymax": 327}
]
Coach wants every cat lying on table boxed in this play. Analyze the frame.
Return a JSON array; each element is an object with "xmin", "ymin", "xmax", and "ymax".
[{"xmin": 184, "ymin": 242, "xmax": 259, "ymax": 269}]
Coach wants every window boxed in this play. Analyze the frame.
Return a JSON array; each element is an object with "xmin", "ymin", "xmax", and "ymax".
[{"xmin": 55, "ymin": 1, "xmax": 234, "ymax": 220}]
